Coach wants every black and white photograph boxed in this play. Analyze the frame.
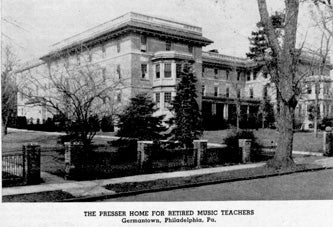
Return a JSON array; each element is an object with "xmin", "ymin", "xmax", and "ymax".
[{"xmin": 1, "ymin": 0, "xmax": 333, "ymax": 226}]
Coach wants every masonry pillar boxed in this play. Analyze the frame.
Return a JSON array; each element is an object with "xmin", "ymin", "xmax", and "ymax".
[
  {"xmin": 137, "ymin": 141, "xmax": 153, "ymax": 169},
  {"xmin": 64, "ymin": 142, "xmax": 83, "ymax": 179},
  {"xmin": 238, "ymin": 139, "xmax": 252, "ymax": 163},
  {"xmin": 23, "ymin": 143, "xmax": 41, "ymax": 184},
  {"xmin": 323, "ymin": 127, "xmax": 333, "ymax": 156},
  {"xmin": 223, "ymin": 104, "xmax": 229, "ymax": 120},
  {"xmin": 193, "ymin": 140, "xmax": 207, "ymax": 168}
]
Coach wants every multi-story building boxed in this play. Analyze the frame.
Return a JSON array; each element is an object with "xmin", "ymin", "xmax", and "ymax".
[{"xmin": 16, "ymin": 12, "xmax": 333, "ymax": 129}]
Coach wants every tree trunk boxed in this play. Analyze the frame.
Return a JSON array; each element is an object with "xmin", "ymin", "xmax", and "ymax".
[
  {"xmin": 314, "ymin": 82, "xmax": 319, "ymax": 137},
  {"xmin": 268, "ymin": 103, "xmax": 295, "ymax": 169}
]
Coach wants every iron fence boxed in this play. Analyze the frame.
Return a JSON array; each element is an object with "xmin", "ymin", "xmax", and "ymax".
[{"xmin": 2, "ymin": 153, "xmax": 25, "ymax": 180}]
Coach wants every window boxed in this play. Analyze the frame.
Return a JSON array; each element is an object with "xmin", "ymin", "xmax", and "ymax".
[
  {"xmin": 117, "ymin": 92, "xmax": 122, "ymax": 103},
  {"xmin": 117, "ymin": 64, "xmax": 121, "ymax": 79},
  {"xmin": 141, "ymin": 35, "xmax": 147, "ymax": 52},
  {"xmin": 214, "ymin": 86, "xmax": 218, "ymax": 97},
  {"xmin": 176, "ymin": 63, "xmax": 182, "ymax": 78},
  {"xmin": 117, "ymin": 40, "xmax": 121, "ymax": 53},
  {"xmin": 214, "ymin": 68, "xmax": 218, "ymax": 75},
  {"xmin": 226, "ymin": 87, "xmax": 230, "ymax": 98},
  {"xmin": 323, "ymin": 105, "xmax": 326, "ymax": 117},
  {"xmin": 247, "ymin": 72, "xmax": 251, "ymax": 81},
  {"xmin": 253, "ymin": 72, "xmax": 257, "ymax": 80},
  {"xmin": 101, "ymin": 44, "xmax": 106, "ymax": 57},
  {"xmin": 77, "ymin": 55, "xmax": 81, "ymax": 65},
  {"xmin": 226, "ymin": 70, "xmax": 229, "ymax": 80},
  {"xmin": 263, "ymin": 72, "xmax": 268, "ymax": 79},
  {"xmin": 164, "ymin": 92, "xmax": 172, "ymax": 105},
  {"xmin": 141, "ymin": 64, "xmax": 148, "ymax": 79},
  {"xmin": 202, "ymin": 67, "xmax": 205, "ymax": 73},
  {"xmin": 307, "ymin": 84, "xmax": 312, "ymax": 94},
  {"xmin": 263, "ymin": 86, "xmax": 268, "ymax": 98},
  {"xmin": 237, "ymin": 89, "xmax": 241, "ymax": 98},
  {"xmin": 188, "ymin": 45, "xmax": 193, "ymax": 53},
  {"xmin": 166, "ymin": 41, "xmax": 171, "ymax": 51},
  {"xmin": 155, "ymin": 64, "xmax": 160, "ymax": 79},
  {"xmin": 155, "ymin": 93, "xmax": 160, "ymax": 104},
  {"xmin": 237, "ymin": 71, "xmax": 241, "ymax": 81},
  {"xmin": 250, "ymin": 88, "xmax": 254, "ymax": 99},
  {"xmin": 164, "ymin": 63, "xmax": 172, "ymax": 78}
]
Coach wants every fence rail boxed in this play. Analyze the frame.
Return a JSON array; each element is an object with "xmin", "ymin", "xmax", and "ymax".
[{"xmin": 2, "ymin": 153, "xmax": 25, "ymax": 179}]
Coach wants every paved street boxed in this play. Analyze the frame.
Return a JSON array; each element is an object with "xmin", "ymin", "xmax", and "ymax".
[{"xmin": 104, "ymin": 169, "xmax": 333, "ymax": 201}]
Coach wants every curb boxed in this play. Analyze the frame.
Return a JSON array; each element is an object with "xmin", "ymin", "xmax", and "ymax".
[{"xmin": 59, "ymin": 166, "xmax": 333, "ymax": 202}]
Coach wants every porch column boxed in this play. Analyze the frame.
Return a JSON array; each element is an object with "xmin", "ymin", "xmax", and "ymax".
[
  {"xmin": 247, "ymin": 105, "xmax": 250, "ymax": 120},
  {"xmin": 223, "ymin": 104, "xmax": 229, "ymax": 120}
]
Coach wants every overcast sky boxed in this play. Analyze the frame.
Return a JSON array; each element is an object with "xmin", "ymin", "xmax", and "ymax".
[{"xmin": 1, "ymin": 0, "xmax": 332, "ymax": 64}]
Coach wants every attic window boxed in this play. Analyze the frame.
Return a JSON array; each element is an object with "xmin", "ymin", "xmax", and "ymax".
[{"xmin": 166, "ymin": 41, "xmax": 171, "ymax": 51}]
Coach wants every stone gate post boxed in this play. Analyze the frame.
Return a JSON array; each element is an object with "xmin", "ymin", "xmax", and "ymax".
[
  {"xmin": 238, "ymin": 139, "xmax": 252, "ymax": 163},
  {"xmin": 23, "ymin": 143, "xmax": 41, "ymax": 184},
  {"xmin": 193, "ymin": 140, "xmax": 207, "ymax": 168},
  {"xmin": 64, "ymin": 142, "xmax": 83, "ymax": 179},
  {"xmin": 324, "ymin": 127, "xmax": 333, "ymax": 156},
  {"xmin": 137, "ymin": 141, "xmax": 153, "ymax": 169}
]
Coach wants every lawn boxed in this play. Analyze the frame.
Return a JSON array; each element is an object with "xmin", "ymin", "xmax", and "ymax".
[
  {"xmin": 3, "ymin": 128, "xmax": 324, "ymax": 154},
  {"xmin": 2, "ymin": 128, "xmax": 324, "ymax": 183},
  {"xmin": 202, "ymin": 128, "xmax": 324, "ymax": 153},
  {"xmin": 2, "ymin": 129, "xmax": 137, "ymax": 180},
  {"xmin": 2, "ymin": 129, "xmax": 112, "ymax": 153}
]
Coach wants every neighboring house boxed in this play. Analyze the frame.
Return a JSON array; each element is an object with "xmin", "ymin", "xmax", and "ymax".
[{"xmin": 16, "ymin": 12, "xmax": 333, "ymax": 128}]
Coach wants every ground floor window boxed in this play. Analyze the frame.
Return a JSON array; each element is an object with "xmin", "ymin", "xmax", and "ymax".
[{"xmin": 164, "ymin": 92, "xmax": 172, "ymax": 104}]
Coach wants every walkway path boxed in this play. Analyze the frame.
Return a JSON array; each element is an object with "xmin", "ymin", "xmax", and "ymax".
[
  {"xmin": 4, "ymin": 156, "xmax": 332, "ymax": 198},
  {"xmin": 3, "ymin": 162, "xmax": 266, "ymax": 197}
]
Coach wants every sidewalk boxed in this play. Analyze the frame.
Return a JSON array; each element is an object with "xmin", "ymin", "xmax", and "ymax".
[
  {"xmin": 3, "ymin": 162, "xmax": 266, "ymax": 197},
  {"xmin": 4, "ymin": 156, "xmax": 333, "ymax": 200}
]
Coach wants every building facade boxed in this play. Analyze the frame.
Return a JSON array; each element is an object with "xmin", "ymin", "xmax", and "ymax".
[{"xmin": 16, "ymin": 12, "xmax": 333, "ymax": 129}]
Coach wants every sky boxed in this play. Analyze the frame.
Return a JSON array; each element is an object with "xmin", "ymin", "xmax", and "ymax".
[{"xmin": 1, "ymin": 0, "xmax": 332, "ymax": 67}]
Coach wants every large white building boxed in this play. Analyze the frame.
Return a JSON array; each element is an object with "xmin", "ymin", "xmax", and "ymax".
[{"xmin": 16, "ymin": 12, "xmax": 333, "ymax": 129}]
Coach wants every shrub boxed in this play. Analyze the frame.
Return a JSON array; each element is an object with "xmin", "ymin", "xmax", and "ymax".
[
  {"xmin": 117, "ymin": 93, "xmax": 166, "ymax": 140},
  {"xmin": 43, "ymin": 118, "xmax": 56, "ymax": 131},
  {"xmin": 223, "ymin": 130, "xmax": 262, "ymax": 162},
  {"xmin": 101, "ymin": 115, "xmax": 114, "ymax": 132},
  {"xmin": 107, "ymin": 138, "xmax": 138, "ymax": 161},
  {"xmin": 16, "ymin": 116, "xmax": 27, "ymax": 129}
]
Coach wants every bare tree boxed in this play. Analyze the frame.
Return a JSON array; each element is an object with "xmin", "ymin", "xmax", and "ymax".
[
  {"xmin": 19, "ymin": 45, "xmax": 129, "ymax": 146},
  {"xmin": 256, "ymin": 0, "xmax": 302, "ymax": 168},
  {"xmin": 312, "ymin": 0, "xmax": 333, "ymax": 36},
  {"xmin": 228, "ymin": 70, "xmax": 243, "ymax": 132},
  {"xmin": 1, "ymin": 45, "xmax": 18, "ymax": 136},
  {"xmin": 309, "ymin": 1, "xmax": 333, "ymax": 136}
]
